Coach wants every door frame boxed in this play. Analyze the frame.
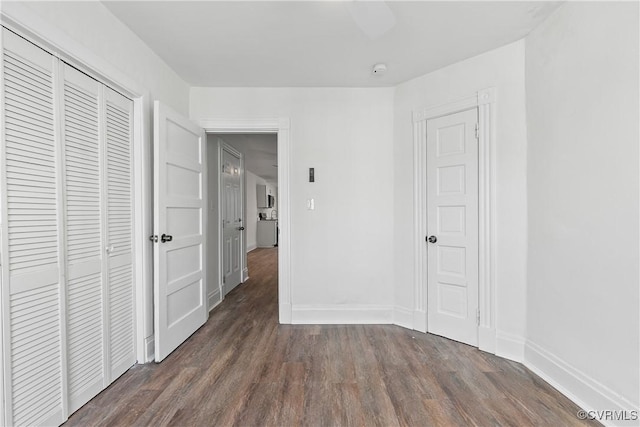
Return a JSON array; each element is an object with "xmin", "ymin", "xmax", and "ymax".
[
  {"xmin": 413, "ymin": 88, "xmax": 496, "ymax": 352},
  {"xmin": 199, "ymin": 119, "xmax": 292, "ymax": 323}
]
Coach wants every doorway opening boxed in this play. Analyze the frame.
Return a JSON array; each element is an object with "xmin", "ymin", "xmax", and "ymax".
[{"xmin": 205, "ymin": 129, "xmax": 284, "ymax": 320}]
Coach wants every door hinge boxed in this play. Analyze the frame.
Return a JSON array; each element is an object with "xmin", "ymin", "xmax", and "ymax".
[
  {"xmin": 476, "ymin": 308, "xmax": 480, "ymax": 326},
  {"xmin": 475, "ymin": 123, "xmax": 479, "ymax": 139}
]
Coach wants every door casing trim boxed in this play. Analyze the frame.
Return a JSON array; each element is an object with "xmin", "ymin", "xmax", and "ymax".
[
  {"xmin": 199, "ymin": 118, "xmax": 292, "ymax": 323},
  {"xmin": 412, "ymin": 88, "xmax": 496, "ymax": 352}
]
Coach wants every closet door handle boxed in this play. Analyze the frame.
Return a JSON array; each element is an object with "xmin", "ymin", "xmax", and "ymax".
[{"xmin": 161, "ymin": 234, "xmax": 173, "ymax": 243}]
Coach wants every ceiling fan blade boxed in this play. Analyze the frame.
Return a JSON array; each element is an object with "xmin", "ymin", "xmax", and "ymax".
[{"xmin": 347, "ymin": 0, "xmax": 396, "ymax": 40}]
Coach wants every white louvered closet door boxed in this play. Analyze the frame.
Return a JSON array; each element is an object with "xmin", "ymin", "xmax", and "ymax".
[
  {"xmin": 61, "ymin": 64, "xmax": 105, "ymax": 414},
  {"xmin": 103, "ymin": 87, "xmax": 135, "ymax": 381},
  {"xmin": 0, "ymin": 28, "xmax": 66, "ymax": 426},
  {"xmin": 1, "ymin": 27, "xmax": 137, "ymax": 426}
]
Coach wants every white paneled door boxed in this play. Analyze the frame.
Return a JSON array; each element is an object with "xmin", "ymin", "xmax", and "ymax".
[
  {"xmin": 153, "ymin": 101, "xmax": 207, "ymax": 362},
  {"xmin": 221, "ymin": 146, "xmax": 243, "ymax": 295},
  {"xmin": 426, "ymin": 108, "xmax": 479, "ymax": 347}
]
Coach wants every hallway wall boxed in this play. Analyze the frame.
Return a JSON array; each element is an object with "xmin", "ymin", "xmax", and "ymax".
[
  {"xmin": 525, "ymin": 1, "xmax": 639, "ymax": 412},
  {"xmin": 191, "ymin": 87, "xmax": 395, "ymax": 322}
]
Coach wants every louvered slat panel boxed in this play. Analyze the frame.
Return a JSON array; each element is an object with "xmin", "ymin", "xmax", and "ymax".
[
  {"xmin": 108, "ymin": 263, "xmax": 134, "ymax": 372},
  {"xmin": 2, "ymin": 28, "xmax": 64, "ymax": 427},
  {"xmin": 67, "ymin": 272, "xmax": 103, "ymax": 396},
  {"xmin": 4, "ymin": 51, "xmax": 58, "ymax": 275},
  {"xmin": 61, "ymin": 64, "xmax": 105, "ymax": 413},
  {"xmin": 106, "ymin": 104, "xmax": 132, "ymax": 256},
  {"xmin": 63, "ymin": 73, "xmax": 101, "ymax": 264},
  {"xmin": 9, "ymin": 284, "xmax": 61, "ymax": 426},
  {"xmin": 105, "ymin": 89, "xmax": 135, "ymax": 380}
]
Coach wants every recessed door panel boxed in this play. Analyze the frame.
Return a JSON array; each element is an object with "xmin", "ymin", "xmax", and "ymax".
[
  {"xmin": 437, "ymin": 282, "xmax": 468, "ymax": 318},
  {"xmin": 437, "ymin": 206, "xmax": 466, "ymax": 235},
  {"xmin": 166, "ymin": 163, "xmax": 201, "ymax": 198},
  {"xmin": 167, "ymin": 280, "xmax": 203, "ymax": 327},
  {"xmin": 166, "ymin": 244, "xmax": 201, "ymax": 284},
  {"xmin": 166, "ymin": 207, "xmax": 201, "ymax": 238},
  {"xmin": 437, "ymin": 165, "xmax": 466, "ymax": 195},
  {"xmin": 437, "ymin": 246, "xmax": 467, "ymax": 278},
  {"xmin": 437, "ymin": 124, "xmax": 466, "ymax": 156}
]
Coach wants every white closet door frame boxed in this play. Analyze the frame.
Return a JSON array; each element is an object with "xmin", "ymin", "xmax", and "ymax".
[
  {"xmin": 412, "ymin": 88, "xmax": 497, "ymax": 353},
  {"xmin": 0, "ymin": 14, "xmax": 152, "ymax": 363}
]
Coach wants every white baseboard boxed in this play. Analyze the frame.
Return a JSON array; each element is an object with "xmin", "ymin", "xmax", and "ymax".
[
  {"xmin": 495, "ymin": 330, "xmax": 525, "ymax": 362},
  {"xmin": 247, "ymin": 244, "xmax": 257, "ymax": 252},
  {"xmin": 478, "ymin": 326, "xmax": 496, "ymax": 354},
  {"xmin": 279, "ymin": 303, "xmax": 292, "ymax": 324},
  {"xmin": 413, "ymin": 309, "xmax": 427, "ymax": 333},
  {"xmin": 144, "ymin": 335, "xmax": 154, "ymax": 363},
  {"xmin": 525, "ymin": 340, "xmax": 638, "ymax": 426},
  {"xmin": 242, "ymin": 267, "xmax": 249, "ymax": 282},
  {"xmin": 291, "ymin": 305, "xmax": 393, "ymax": 324},
  {"xmin": 208, "ymin": 288, "xmax": 222, "ymax": 312},
  {"xmin": 393, "ymin": 306, "xmax": 414, "ymax": 330}
]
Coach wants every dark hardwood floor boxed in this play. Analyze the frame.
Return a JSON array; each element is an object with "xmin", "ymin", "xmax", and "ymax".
[{"xmin": 66, "ymin": 247, "xmax": 598, "ymax": 426}]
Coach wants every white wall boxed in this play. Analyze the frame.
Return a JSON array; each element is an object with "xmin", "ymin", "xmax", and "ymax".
[
  {"xmin": 525, "ymin": 2, "xmax": 639, "ymax": 413},
  {"xmin": 191, "ymin": 88, "xmax": 395, "ymax": 321},
  {"xmin": 245, "ymin": 170, "xmax": 261, "ymax": 252},
  {"xmin": 393, "ymin": 41, "xmax": 529, "ymax": 357},
  {"xmin": 1, "ymin": 1, "xmax": 191, "ymax": 360},
  {"xmin": 0, "ymin": 1, "xmax": 190, "ymax": 115}
]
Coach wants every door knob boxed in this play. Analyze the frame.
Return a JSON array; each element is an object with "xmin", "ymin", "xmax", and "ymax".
[
  {"xmin": 238, "ymin": 226, "xmax": 245, "ymax": 231},
  {"xmin": 427, "ymin": 235, "xmax": 437, "ymax": 243},
  {"xmin": 161, "ymin": 234, "xmax": 173, "ymax": 243}
]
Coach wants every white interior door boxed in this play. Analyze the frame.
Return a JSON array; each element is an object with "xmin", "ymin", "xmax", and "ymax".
[
  {"xmin": 153, "ymin": 101, "xmax": 207, "ymax": 362},
  {"xmin": 426, "ymin": 108, "xmax": 479, "ymax": 346},
  {"xmin": 221, "ymin": 145, "xmax": 243, "ymax": 294}
]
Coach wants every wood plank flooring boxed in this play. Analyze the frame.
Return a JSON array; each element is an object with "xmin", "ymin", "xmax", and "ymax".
[{"xmin": 65, "ymin": 247, "xmax": 599, "ymax": 426}]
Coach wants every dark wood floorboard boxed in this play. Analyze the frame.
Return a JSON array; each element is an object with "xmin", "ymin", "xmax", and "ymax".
[{"xmin": 65, "ymin": 247, "xmax": 600, "ymax": 426}]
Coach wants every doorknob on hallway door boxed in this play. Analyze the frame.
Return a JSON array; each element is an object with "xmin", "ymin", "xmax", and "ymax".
[
  {"xmin": 161, "ymin": 234, "xmax": 173, "ymax": 243},
  {"xmin": 427, "ymin": 235, "xmax": 437, "ymax": 243},
  {"xmin": 237, "ymin": 226, "xmax": 245, "ymax": 231}
]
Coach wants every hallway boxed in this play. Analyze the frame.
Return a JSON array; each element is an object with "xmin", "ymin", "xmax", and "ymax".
[{"xmin": 66, "ymin": 247, "xmax": 596, "ymax": 426}]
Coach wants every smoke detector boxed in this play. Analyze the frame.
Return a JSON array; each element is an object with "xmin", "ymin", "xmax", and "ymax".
[{"xmin": 372, "ymin": 63, "xmax": 387, "ymax": 76}]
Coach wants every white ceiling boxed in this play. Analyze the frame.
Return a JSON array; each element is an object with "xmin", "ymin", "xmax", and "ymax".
[
  {"xmin": 102, "ymin": 1, "xmax": 562, "ymax": 87},
  {"xmin": 218, "ymin": 134, "xmax": 278, "ymax": 182}
]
